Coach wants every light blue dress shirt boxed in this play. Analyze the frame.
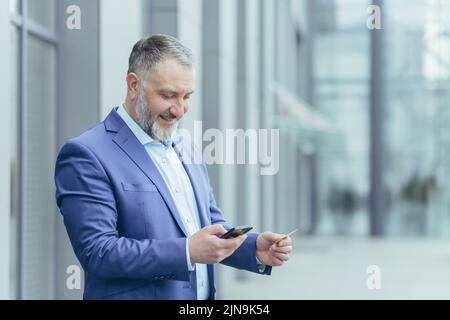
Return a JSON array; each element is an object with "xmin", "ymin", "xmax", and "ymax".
[{"xmin": 117, "ymin": 105, "xmax": 210, "ymax": 300}]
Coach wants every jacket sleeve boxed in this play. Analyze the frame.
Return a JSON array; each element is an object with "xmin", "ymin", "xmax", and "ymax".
[{"xmin": 55, "ymin": 140, "xmax": 190, "ymax": 281}]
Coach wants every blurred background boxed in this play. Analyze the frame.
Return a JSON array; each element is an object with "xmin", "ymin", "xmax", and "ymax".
[{"xmin": 1, "ymin": 0, "xmax": 450, "ymax": 299}]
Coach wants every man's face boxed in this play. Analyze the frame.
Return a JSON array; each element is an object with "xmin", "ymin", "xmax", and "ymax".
[{"xmin": 135, "ymin": 58, "xmax": 195, "ymax": 142}]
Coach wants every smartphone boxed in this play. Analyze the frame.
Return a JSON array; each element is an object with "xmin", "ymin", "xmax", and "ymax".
[{"xmin": 220, "ymin": 225, "xmax": 253, "ymax": 239}]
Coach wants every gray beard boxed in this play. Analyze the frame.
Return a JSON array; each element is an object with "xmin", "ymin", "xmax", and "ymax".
[{"xmin": 135, "ymin": 90, "xmax": 179, "ymax": 143}]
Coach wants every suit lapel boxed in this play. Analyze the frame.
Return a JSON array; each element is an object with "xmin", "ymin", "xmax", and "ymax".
[{"xmin": 108, "ymin": 110, "xmax": 189, "ymax": 237}]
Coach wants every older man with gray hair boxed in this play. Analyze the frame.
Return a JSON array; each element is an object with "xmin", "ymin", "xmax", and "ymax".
[{"xmin": 55, "ymin": 34, "xmax": 292, "ymax": 300}]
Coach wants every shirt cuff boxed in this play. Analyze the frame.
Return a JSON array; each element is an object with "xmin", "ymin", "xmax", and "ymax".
[
  {"xmin": 256, "ymin": 257, "xmax": 267, "ymax": 273},
  {"xmin": 186, "ymin": 237, "xmax": 195, "ymax": 271}
]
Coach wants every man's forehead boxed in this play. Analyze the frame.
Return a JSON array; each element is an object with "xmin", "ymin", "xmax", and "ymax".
[
  {"xmin": 151, "ymin": 81, "xmax": 194, "ymax": 93},
  {"xmin": 154, "ymin": 59, "xmax": 195, "ymax": 77},
  {"xmin": 158, "ymin": 86, "xmax": 194, "ymax": 93},
  {"xmin": 149, "ymin": 66, "xmax": 195, "ymax": 92}
]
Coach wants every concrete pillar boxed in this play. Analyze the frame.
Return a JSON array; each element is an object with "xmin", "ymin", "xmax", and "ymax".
[
  {"xmin": 202, "ymin": 0, "xmax": 239, "ymax": 298},
  {"xmin": 369, "ymin": 0, "xmax": 386, "ymax": 236},
  {"xmin": 260, "ymin": 0, "xmax": 276, "ymax": 232},
  {"xmin": 56, "ymin": 0, "xmax": 101, "ymax": 299},
  {"xmin": 99, "ymin": 0, "xmax": 143, "ymax": 119}
]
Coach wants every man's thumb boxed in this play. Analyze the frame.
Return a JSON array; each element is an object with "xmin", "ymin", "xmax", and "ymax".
[
  {"xmin": 263, "ymin": 231, "xmax": 284, "ymax": 242},
  {"xmin": 204, "ymin": 224, "xmax": 227, "ymax": 235}
]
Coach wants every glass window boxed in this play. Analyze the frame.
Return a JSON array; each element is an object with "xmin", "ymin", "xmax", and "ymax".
[
  {"xmin": 384, "ymin": 0, "xmax": 450, "ymax": 237},
  {"xmin": 9, "ymin": 0, "xmax": 21, "ymax": 14},
  {"xmin": 10, "ymin": 24, "xmax": 20, "ymax": 300},
  {"xmin": 27, "ymin": 0, "xmax": 56, "ymax": 30},
  {"xmin": 21, "ymin": 35, "xmax": 56, "ymax": 299},
  {"xmin": 313, "ymin": 0, "xmax": 370, "ymax": 236}
]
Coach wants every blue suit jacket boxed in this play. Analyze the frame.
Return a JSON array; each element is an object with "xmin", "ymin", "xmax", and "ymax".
[{"xmin": 55, "ymin": 108, "xmax": 271, "ymax": 300}]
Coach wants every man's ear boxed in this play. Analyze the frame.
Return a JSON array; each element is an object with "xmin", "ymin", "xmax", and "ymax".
[{"xmin": 126, "ymin": 73, "xmax": 140, "ymax": 100}]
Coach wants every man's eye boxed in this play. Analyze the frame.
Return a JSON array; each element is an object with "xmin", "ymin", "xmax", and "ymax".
[
  {"xmin": 184, "ymin": 96, "xmax": 191, "ymax": 100},
  {"xmin": 162, "ymin": 94, "xmax": 175, "ymax": 99}
]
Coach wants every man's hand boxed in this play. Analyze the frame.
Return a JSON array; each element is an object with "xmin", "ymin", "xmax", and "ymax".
[
  {"xmin": 256, "ymin": 232, "xmax": 293, "ymax": 267},
  {"xmin": 189, "ymin": 224, "xmax": 248, "ymax": 264}
]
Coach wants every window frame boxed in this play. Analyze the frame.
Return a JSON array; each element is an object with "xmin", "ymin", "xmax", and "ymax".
[{"xmin": 10, "ymin": 0, "xmax": 59, "ymax": 299}]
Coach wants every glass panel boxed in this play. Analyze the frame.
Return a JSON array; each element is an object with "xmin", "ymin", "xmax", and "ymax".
[
  {"xmin": 27, "ymin": 0, "xmax": 56, "ymax": 30},
  {"xmin": 10, "ymin": 25, "xmax": 20, "ymax": 300},
  {"xmin": 313, "ymin": 0, "xmax": 370, "ymax": 236},
  {"xmin": 9, "ymin": 0, "xmax": 21, "ymax": 14},
  {"xmin": 22, "ymin": 35, "xmax": 56, "ymax": 299},
  {"xmin": 384, "ymin": 0, "xmax": 450, "ymax": 237},
  {"xmin": 312, "ymin": 0, "xmax": 450, "ymax": 238}
]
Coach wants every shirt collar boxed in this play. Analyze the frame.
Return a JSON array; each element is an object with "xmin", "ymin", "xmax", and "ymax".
[{"xmin": 117, "ymin": 105, "xmax": 175, "ymax": 148}]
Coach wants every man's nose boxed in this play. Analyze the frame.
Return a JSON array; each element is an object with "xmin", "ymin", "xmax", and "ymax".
[{"xmin": 170, "ymin": 100, "xmax": 187, "ymax": 118}]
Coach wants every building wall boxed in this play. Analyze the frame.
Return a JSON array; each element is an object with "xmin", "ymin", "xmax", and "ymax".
[
  {"xmin": 100, "ymin": 0, "xmax": 143, "ymax": 119},
  {"xmin": 0, "ymin": 0, "xmax": 12, "ymax": 300},
  {"xmin": 56, "ymin": 0, "xmax": 101, "ymax": 299},
  {"xmin": 260, "ymin": 0, "xmax": 277, "ymax": 233},
  {"xmin": 201, "ymin": 0, "xmax": 239, "ymax": 297},
  {"xmin": 177, "ymin": 0, "xmax": 203, "ymax": 136}
]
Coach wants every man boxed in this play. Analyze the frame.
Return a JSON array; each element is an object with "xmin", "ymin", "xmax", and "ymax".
[{"xmin": 55, "ymin": 34, "xmax": 292, "ymax": 300}]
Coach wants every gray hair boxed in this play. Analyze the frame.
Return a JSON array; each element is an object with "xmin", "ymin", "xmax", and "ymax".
[{"xmin": 128, "ymin": 34, "xmax": 194, "ymax": 81}]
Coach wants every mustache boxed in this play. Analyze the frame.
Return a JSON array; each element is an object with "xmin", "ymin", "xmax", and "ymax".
[{"xmin": 159, "ymin": 111, "xmax": 177, "ymax": 120}]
